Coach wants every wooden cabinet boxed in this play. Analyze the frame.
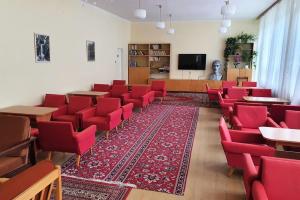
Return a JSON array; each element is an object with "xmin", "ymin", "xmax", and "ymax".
[
  {"xmin": 227, "ymin": 68, "xmax": 253, "ymax": 86},
  {"xmin": 129, "ymin": 67, "xmax": 150, "ymax": 84}
]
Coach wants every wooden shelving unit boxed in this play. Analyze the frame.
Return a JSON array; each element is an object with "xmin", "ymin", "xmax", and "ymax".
[{"xmin": 128, "ymin": 43, "xmax": 171, "ymax": 84}]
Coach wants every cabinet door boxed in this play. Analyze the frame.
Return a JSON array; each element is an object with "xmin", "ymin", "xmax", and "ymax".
[
  {"xmin": 129, "ymin": 67, "xmax": 150, "ymax": 84},
  {"xmin": 227, "ymin": 68, "xmax": 239, "ymax": 81}
]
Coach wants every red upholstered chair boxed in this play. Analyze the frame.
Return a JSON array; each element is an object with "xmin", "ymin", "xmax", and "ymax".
[
  {"xmin": 112, "ymin": 80, "xmax": 126, "ymax": 86},
  {"xmin": 81, "ymin": 98, "xmax": 122, "ymax": 139},
  {"xmin": 121, "ymin": 103, "xmax": 134, "ymax": 127},
  {"xmin": 219, "ymin": 118, "xmax": 275, "ymax": 177},
  {"xmin": 222, "ymin": 81, "xmax": 237, "ymax": 95},
  {"xmin": 280, "ymin": 110, "xmax": 300, "ymax": 129},
  {"xmin": 52, "ymin": 96, "xmax": 93, "ymax": 130},
  {"xmin": 218, "ymin": 92, "xmax": 237, "ymax": 120},
  {"xmin": 251, "ymin": 89, "xmax": 272, "ymax": 97},
  {"xmin": 243, "ymin": 154, "xmax": 300, "ymax": 200},
  {"xmin": 123, "ymin": 85, "xmax": 150, "ymax": 112},
  {"xmin": 206, "ymin": 83, "xmax": 222, "ymax": 104},
  {"xmin": 232, "ymin": 105, "xmax": 280, "ymax": 133},
  {"xmin": 92, "ymin": 84, "xmax": 111, "ymax": 92},
  {"xmin": 242, "ymin": 81, "xmax": 257, "ymax": 87},
  {"xmin": 151, "ymin": 80, "xmax": 167, "ymax": 102},
  {"xmin": 105, "ymin": 85, "xmax": 128, "ymax": 102},
  {"xmin": 269, "ymin": 104, "xmax": 300, "ymax": 124},
  {"xmin": 225, "ymin": 88, "xmax": 248, "ymax": 100},
  {"xmin": 37, "ymin": 121, "xmax": 96, "ymax": 166},
  {"xmin": 39, "ymin": 94, "xmax": 67, "ymax": 107}
]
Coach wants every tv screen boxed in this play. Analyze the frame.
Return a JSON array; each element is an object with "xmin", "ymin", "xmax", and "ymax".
[{"xmin": 178, "ymin": 54, "xmax": 206, "ymax": 70}]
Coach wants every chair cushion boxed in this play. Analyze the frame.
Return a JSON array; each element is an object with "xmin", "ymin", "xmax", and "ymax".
[
  {"xmin": 0, "ymin": 157, "xmax": 25, "ymax": 177},
  {"xmin": 52, "ymin": 115, "xmax": 77, "ymax": 128},
  {"xmin": 240, "ymin": 128, "xmax": 261, "ymax": 134},
  {"xmin": 237, "ymin": 105, "xmax": 267, "ymax": 129},
  {"xmin": 125, "ymin": 98, "xmax": 143, "ymax": 108},
  {"xmin": 43, "ymin": 94, "xmax": 66, "ymax": 107},
  {"xmin": 67, "ymin": 96, "xmax": 92, "ymax": 115}
]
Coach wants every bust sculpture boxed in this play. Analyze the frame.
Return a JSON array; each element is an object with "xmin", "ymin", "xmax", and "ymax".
[{"xmin": 209, "ymin": 60, "xmax": 223, "ymax": 80}]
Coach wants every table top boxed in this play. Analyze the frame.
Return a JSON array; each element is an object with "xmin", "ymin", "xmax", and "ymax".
[
  {"xmin": 68, "ymin": 91, "xmax": 108, "ymax": 96},
  {"xmin": 243, "ymin": 96, "xmax": 290, "ymax": 104},
  {"xmin": 260, "ymin": 127, "xmax": 300, "ymax": 144},
  {"xmin": 0, "ymin": 106, "xmax": 58, "ymax": 116}
]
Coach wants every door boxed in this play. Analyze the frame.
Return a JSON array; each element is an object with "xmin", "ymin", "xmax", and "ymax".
[{"xmin": 115, "ymin": 48, "xmax": 123, "ymax": 79}]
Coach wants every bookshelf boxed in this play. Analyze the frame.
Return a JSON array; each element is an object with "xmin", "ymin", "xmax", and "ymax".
[{"xmin": 128, "ymin": 43, "xmax": 171, "ymax": 84}]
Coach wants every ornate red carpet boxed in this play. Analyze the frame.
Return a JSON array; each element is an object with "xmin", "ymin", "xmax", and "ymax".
[{"xmin": 62, "ymin": 103, "xmax": 199, "ymax": 195}]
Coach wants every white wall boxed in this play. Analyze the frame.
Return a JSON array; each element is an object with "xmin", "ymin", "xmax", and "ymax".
[
  {"xmin": 0, "ymin": 0, "xmax": 131, "ymax": 107},
  {"xmin": 131, "ymin": 20, "xmax": 259, "ymax": 80}
]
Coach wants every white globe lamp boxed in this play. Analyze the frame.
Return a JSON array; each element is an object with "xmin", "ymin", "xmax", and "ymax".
[
  {"xmin": 219, "ymin": 26, "xmax": 228, "ymax": 34},
  {"xmin": 134, "ymin": 9, "xmax": 147, "ymax": 19}
]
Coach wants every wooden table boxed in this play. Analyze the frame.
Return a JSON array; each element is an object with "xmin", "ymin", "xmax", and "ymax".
[
  {"xmin": 68, "ymin": 91, "xmax": 109, "ymax": 104},
  {"xmin": 0, "ymin": 105, "xmax": 57, "ymax": 121},
  {"xmin": 260, "ymin": 127, "xmax": 300, "ymax": 148},
  {"xmin": 243, "ymin": 96, "xmax": 290, "ymax": 104}
]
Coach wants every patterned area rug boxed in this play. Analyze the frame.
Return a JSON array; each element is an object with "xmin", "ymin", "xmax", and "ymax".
[
  {"xmin": 59, "ymin": 176, "xmax": 131, "ymax": 200},
  {"xmin": 157, "ymin": 92, "xmax": 210, "ymax": 107},
  {"xmin": 62, "ymin": 104, "xmax": 199, "ymax": 195}
]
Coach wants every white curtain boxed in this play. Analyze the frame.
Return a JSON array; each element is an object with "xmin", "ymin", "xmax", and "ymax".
[{"xmin": 255, "ymin": 0, "xmax": 300, "ymax": 105}]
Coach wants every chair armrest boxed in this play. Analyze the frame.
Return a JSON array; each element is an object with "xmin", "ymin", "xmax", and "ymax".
[
  {"xmin": 224, "ymin": 99, "xmax": 238, "ymax": 103},
  {"xmin": 74, "ymin": 125, "xmax": 97, "ymax": 154},
  {"xmin": 76, "ymin": 107, "xmax": 96, "ymax": 120},
  {"xmin": 141, "ymin": 94, "xmax": 149, "ymax": 105},
  {"xmin": 52, "ymin": 105, "xmax": 67, "ymax": 118},
  {"xmin": 228, "ymin": 106, "xmax": 234, "ymax": 124},
  {"xmin": 108, "ymin": 108, "xmax": 122, "ymax": 122},
  {"xmin": 0, "ymin": 138, "xmax": 36, "ymax": 157},
  {"xmin": 122, "ymin": 103, "xmax": 134, "ymax": 112},
  {"xmin": 266, "ymin": 117, "xmax": 280, "ymax": 128},
  {"xmin": 242, "ymin": 153, "xmax": 259, "ymax": 180},
  {"xmin": 229, "ymin": 130, "xmax": 264, "ymax": 144},
  {"xmin": 221, "ymin": 102, "xmax": 233, "ymax": 108},
  {"xmin": 122, "ymin": 93, "xmax": 131, "ymax": 101},
  {"xmin": 233, "ymin": 116, "xmax": 243, "ymax": 130},
  {"xmin": 280, "ymin": 121, "xmax": 288, "ymax": 128},
  {"xmin": 252, "ymin": 181, "xmax": 269, "ymax": 200}
]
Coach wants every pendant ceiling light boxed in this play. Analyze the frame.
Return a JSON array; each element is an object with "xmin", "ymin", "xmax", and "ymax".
[
  {"xmin": 222, "ymin": 18, "xmax": 231, "ymax": 28},
  {"xmin": 167, "ymin": 14, "xmax": 175, "ymax": 34},
  {"xmin": 134, "ymin": 0, "xmax": 146, "ymax": 19},
  {"xmin": 219, "ymin": 26, "xmax": 228, "ymax": 34},
  {"xmin": 221, "ymin": 0, "xmax": 237, "ymax": 17},
  {"xmin": 156, "ymin": 5, "xmax": 165, "ymax": 29}
]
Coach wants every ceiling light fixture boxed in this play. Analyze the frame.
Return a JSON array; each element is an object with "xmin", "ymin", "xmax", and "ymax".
[
  {"xmin": 156, "ymin": 5, "xmax": 165, "ymax": 29},
  {"xmin": 134, "ymin": 0, "xmax": 147, "ymax": 19},
  {"xmin": 167, "ymin": 14, "xmax": 175, "ymax": 35},
  {"xmin": 219, "ymin": 26, "xmax": 228, "ymax": 34},
  {"xmin": 221, "ymin": 0, "xmax": 237, "ymax": 17},
  {"xmin": 222, "ymin": 18, "xmax": 231, "ymax": 28}
]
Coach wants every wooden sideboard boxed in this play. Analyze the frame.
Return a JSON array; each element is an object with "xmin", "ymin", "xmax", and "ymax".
[
  {"xmin": 148, "ymin": 79, "xmax": 222, "ymax": 93},
  {"xmin": 226, "ymin": 68, "xmax": 253, "ymax": 86}
]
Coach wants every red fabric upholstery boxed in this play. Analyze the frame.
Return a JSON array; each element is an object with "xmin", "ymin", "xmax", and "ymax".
[
  {"xmin": 218, "ymin": 92, "xmax": 237, "ymax": 120},
  {"xmin": 52, "ymin": 96, "xmax": 92, "ymax": 129},
  {"xmin": 251, "ymin": 89, "xmax": 272, "ymax": 97},
  {"xmin": 219, "ymin": 118, "xmax": 275, "ymax": 171},
  {"xmin": 93, "ymin": 84, "xmax": 111, "ymax": 92},
  {"xmin": 270, "ymin": 104, "xmax": 300, "ymax": 124},
  {"xmin": 123, "ymin": 86, "xmax": 150, "ymax": 109},
  {"xmin": 81, "ymin": 98, "xmax": 122, "ymax": 132},
  {"xmin": 122, "ymin": 103, "xmax": 134, "ymax": 121},
  {"xmin": 251, "ymin": 156, "xmax": 300, "ymax": 200},
  {"xmin": 222, "ymin": 81, "xmax": 237, "ymax": 95},
  {"xmin": 242, "ymin": 82, "xmax": 257, "ymax": 87},
  {"xmin": 232, "ymin": 105, "xmax": 280, "ymax": 130},
  {"xmin": 226, "ymin": 88, "xmax": 248, "ymax": 100},
  {"xmin": 151, "ymin": 80, "xmax": 167, "ymax": 98},
  {"xmin": 146, "ymin": 91, "xmax": 155, "ymax": 103},
  {"xmin": 30, "ymin": 128, "xmax": 39, "ymax": 137},
  {"xmin": 109, "ymin": 85, "xmax": 128, "ymax": 98},
  {"xmin": 206, "ymin": 83, "xmax": 222, "ymax": 102},
  {"xmin": 37, "ymin": 121, "xmax": 96, "ymax": 155},
  {"xmin": 42, "ymin": 94, "xmax": 67, "ymax": 107},
  {"xmin": 280, "ymin": 110, "xmax": 300, "ymax": 129},
  {"xmin": 112, "ymin": 80, "xmax": 126, "ymax": 86},
  {"xmin": 242, "ymin": 153, "xmax": 259, "ymax": 200}
]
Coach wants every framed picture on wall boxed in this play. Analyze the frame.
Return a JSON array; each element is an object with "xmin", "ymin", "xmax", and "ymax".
[
  {"xmin": 34, "ymin": 33, "xmax": 50, "ymax": 63},
  {"xmin": 86, "ymin": 40, "xmax": 95, "ymax": 61}
]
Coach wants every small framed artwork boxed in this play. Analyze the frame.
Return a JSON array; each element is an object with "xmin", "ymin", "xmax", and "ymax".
[
  {"xmin": 34, "ymin": 33, "xmax": 50, "ymax": 63},
  {"xmin": 86, "ymin": 40, "xmax": 95, "ymax": 61}
]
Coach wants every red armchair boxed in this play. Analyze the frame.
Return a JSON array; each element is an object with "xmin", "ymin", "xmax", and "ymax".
[
  {"xmin": 242, "ymin": 81, "xmax": 257, "ymax": 87},
  {"xmin": 280, "ymin": 110, "xmax": 300, "ymax": 129},
  {"xmin": 243, "ymin": 154, "xmax": 300, "ymax": 200},
  {"xmin": 206, "ymin": 83, "xmax": 222, "ymax": 104},
  {"xmin": 112, "ymin": 80, "xmax": 126, "ymax": 86},
  {"xmin": 39, "ymin": 94, "xmax": 67, "ymax": 107},
  {"xmin": 218, "ymin": 92, "xmax": 237, "ymax": 120},
  {"xmin": 37, "ymin": 121, "xmax": 96, "ymax": 166},
  {"xmin": 151, "ymin": 80, "xmax": 167, "ymax": 102},
  {"xmin": 232, "ymin": 105, "xmax": 280, "ymax": 133},
  {"xmin": 269, "ymin": 104, "xmax": 300, "ymax": 124},
  {"xmin": 251, "ymin": 89, "xmax": 272, "ymax": 97},
  {"xmin": 222, "ymin": 81, "xmax": 237, "ymax": 95},
  {"xmin": 219, "ymin": 117, "xmax": 275, "ymax": 176},
  {"xmin": 225, "ymin": 88, "xmax": 248, "ymax": 100},
  {"xmin": 105, "ymin": 85, "xmax": 128, "ymax": 101},
  {"xmin": 123, "ymin": 85, "xmax": 151, "ymax": 112},
  {"xmin": 81, "ymin": 98, "xmax": 122, "ymax": 139},
  {"xmin": 121, "ymin": 103, "xmax": 134, "ymax": 127},
  {"xmin": 93, "ymin": 84, "xmax": 111, "ymax": 92},
  {"xmin": 52, "ymin": 96, "xmax": 93, "ymax": 130}
]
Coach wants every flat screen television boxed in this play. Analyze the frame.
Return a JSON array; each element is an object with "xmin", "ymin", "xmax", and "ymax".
[{"xmin": 178, "ymin": 54, "xmax": 206, "ymax": 70}]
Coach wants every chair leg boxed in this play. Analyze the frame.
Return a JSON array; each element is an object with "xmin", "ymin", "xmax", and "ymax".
[
  {"xmin": 116, "ymin": 126, "xmax": 119, "ymax": 133},
  {"xmin": 140, "ymin": 108, "xmax": 143, "ymax": 113},
  {"xmin": 56, "ymin": 168, "xmax": 63, "ymax": 200},
  {"xmin": 160, "ymin": 97, "xmax": 163, "ymax": 103},
  {"xmin": 90, "ymin": 148, "xmax": 93, "ymax": 155},
  {"xmin": 121, "ymin": 121, "xmax": 124, "ymax": 128},
  {"xmin": 105, "ymin": 131, "xmax": 109, "ymax": 139},
  {"xmin": 227, "ymin": 167, "xmax": 235, "ymax": 177},
  {"xmin": 47, "ymin": 151, "xmax": 52, "ymax": 160},
  {"xmin": 76, "ymin": 155, "xmax": 81, "ymax": 167}
]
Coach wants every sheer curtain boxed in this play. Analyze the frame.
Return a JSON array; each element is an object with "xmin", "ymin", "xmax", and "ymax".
[{"xmin": 255, "ymin": 0, "xmax": 300, "ymax": 105}]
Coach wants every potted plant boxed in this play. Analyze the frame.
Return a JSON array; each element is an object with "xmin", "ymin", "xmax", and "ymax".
[{"xmin": 237, "ymin": 32, "xmax": 256, "ymax": 43}]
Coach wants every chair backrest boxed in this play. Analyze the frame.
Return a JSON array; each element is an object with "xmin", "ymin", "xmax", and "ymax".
[
  {"xmin": 242, "ymin": 81, "xmax": 257, "ymax": 87},
  {"xmin": 0, "ymin": 115, "xmax": 30, "ymax": 156},
  {"xmin": 233, "ymin": 102, "xmax": 266, "ymax": 116},
  {"xmin": 131, "ymin": 85, "xmax": 151, "ymax": 98},
  {"xmin": 111, "ymin": 85, "xmax": 128, "ymax": 98},
  {"xmin": 284, "ymin": 110, "xmax": 300, "ymax": 129},
  {"xmin": 219, "ymin": 117, "xmax": 232, "ymax": 142},
  {"xmin": 112, "ymin": 80, "xmax": 126, "ymax": 86},
  {"xmin": 96, "ymin": 98, "xmax": 121, "ymax": 116},
  {"xmin": 236, "ymin": 105, "xmax": 268, "ymax": 128},
  {"xmin": 151, "ymin": 80, "xmax": 166, "ymax": 91},
  {"xmin": 37, "ymin": 121, "xmax": 77, "ymax": 153},
  {"xmin": 260, "ymin": 156, "xmax": 300, "ymax": 200},
  {"xmin": 251, "ymin": 89, "xmax": 272, "ymax": 97},
  {"xmin": 227, "ymin": 88, "xmax": 248, "ymax": 100},
  {"xmin": 0, "ymin": 160, "xmax": 62, "ymax": 200},
  {"xmin": 67, "ymin": 96, "xmax": 92, "ymax": 114},
  {"xmin": 222, "ymin": 81, "xmax": 237, "ymax": 88},
  {"xmin": 270, "ymin": 104, "xmax": 300, "ymax": 123},
  {"xmin": 43, "ymin": 94, "xmax": 66, "ymax": 107},
  {"xmin": 93, "ymin": 84, "xmax": 111, "ymax": 92}
]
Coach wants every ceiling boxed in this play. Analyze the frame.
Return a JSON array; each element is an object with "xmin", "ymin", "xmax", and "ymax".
[{"xmin": 85, "ymin": 0, "xmax": 276, "ymax": 21}]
